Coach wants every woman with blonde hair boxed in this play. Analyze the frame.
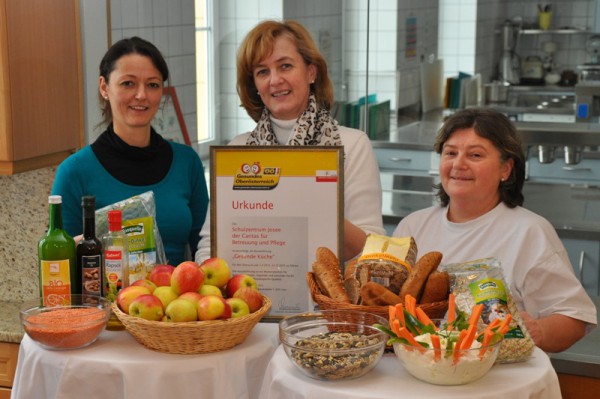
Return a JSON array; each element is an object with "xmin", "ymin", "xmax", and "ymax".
[{"xmin": 196, "ymin": 20, "xmax": 384, "ymax": 262}]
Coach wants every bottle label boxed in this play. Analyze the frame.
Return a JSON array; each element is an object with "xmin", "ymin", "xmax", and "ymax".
[
  {"xmin": 40, "ymin": 259, "xmax": 71, "ymax": 306},
  {"xmin": 82, "ymin": 255, "xmax": 102, "ymax": 296},
  {"xmin": 104, "ymin": 249, "xmax": 125, "ymax": 302},
  {"xmin": 123, "ymin": 216, "xmax": 158, "ymax": 282}
]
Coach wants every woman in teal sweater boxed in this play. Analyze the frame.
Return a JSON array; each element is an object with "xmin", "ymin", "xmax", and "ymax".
[{"xmin": 52, "ymin": 37, "xmax": 209, "ymax": 266}]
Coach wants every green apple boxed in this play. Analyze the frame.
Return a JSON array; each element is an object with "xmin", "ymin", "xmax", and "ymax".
[
  {"xmin": 198, "ymin": 284, "xmax": 223, "ymax": 297},
  {"xmin": 116, "ymin": 285, "xmax": 152, "ymax": 314},
  {"xmin": 226, "ymin": 297, "xmax": 250, "ymax": 318},
  {"xmin": 197, "ymin": 295, "xmax": 232, "ymax": 320},
  {"xmin": 233, "ymin": 287, "xmax": 263, "ymax": 313},
  {"xmin": 199, "ymin": 257, "xmax": 231, "ymax": 288},
  {"xmin": 165, "ymin": 298, "xmax": 198, "ymax": 322},
  {"xmin": 171, "ymin": 261, "xmax": 205, "ymax": 295},
  {"xmin": 129, "ymin": 294, "xmax": 164, "ymax": 321},
  {"xmin": 153, "ymin": 286, "xmax": 178, "ymax": 309}
]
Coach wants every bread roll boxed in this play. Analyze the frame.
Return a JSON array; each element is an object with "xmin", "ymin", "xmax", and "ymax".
[
  {"xmin": 312, "ymin": 247, "xmax": 351, "ymax": 304},
  {"xmin": 361, "ymin": 281, "xmax": 403, "ymax": 306},
  {"xmin": 344, "ymin": 277, "xmax": 361, "ymax": 305},
  {"xmin": 420, "ymin": 270, "xmax": 450, "ymax": 304},
  {"xmin": 399, "ymin": 251, "xmax": 443, "ymax": 302}
]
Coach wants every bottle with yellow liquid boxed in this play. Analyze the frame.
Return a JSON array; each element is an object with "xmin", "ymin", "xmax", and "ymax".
[
  {"xmin": 38, "ymin": 195, "xmax": 77, "ymax": 306},
  {"xmin": 102, "ymin": 210, "xmax": 129, "ymax": 330}
]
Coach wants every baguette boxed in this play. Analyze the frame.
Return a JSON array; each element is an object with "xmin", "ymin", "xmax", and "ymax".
[
  {"xmin": 420, "ymin": 270, "xmax": 450, "ymax": 304},
  {"xmin": 399, "ymin": 251, "xmax": 443, "ymax": 302},
  {"xmin": 361, "ymin": 281, "xmax": 403, "ymax": 306},
  {"xmin": 312, "ymin": 247, "xmax": 351, "ymax": 304}
]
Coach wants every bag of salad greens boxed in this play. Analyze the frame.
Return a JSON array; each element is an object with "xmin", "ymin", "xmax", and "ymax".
[{"xmin": 95, "ymin": 191, "xmax": 166, "ymax": 283}]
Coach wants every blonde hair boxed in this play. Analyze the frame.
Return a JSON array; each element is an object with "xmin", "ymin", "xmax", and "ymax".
[{"xmin": 236, "ymin": 20, "xmax": 333, "ymax": 122}]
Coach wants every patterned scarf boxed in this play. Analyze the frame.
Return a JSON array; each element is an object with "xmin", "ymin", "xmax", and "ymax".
[{"xmin": 245, "ymin": 94, "xmax": 342, "ymax": 146}]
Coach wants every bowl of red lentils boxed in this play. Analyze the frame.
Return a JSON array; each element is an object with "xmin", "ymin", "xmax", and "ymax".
[{"xmin": 20, "ymin": 295, "xmax": 110, "ymax": 350}]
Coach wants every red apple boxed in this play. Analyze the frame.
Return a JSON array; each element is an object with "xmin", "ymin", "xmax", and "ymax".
[
  {"xmin": 233, "ymin": 287, "xmax": 263, "ymax": 313},
  {"xmin": 148, "ymin": 264, "xmax": 176, "ymax": 287},
  {"xmin": 129, "ymin": 294, "xmax": 164, "ymax": 321},
  {"xmin": 131, "ymin": 278, "xmax": 157, "ymax": 293},
  {"xmin": 199, "ymin": 257, "xmax": 231, "ymax": 288},
  {"xmin": 177, "ymin": 291, "xmax": 204, "ymax": 307},
  {"xmin": 171, "ymin": 261, "xmax": 204, "ymax": 295},
  {"xmin": 226, "ymin": 274, "xmax": 258, "ymax": 298},
  {"xmin": 226, "ymin": 297, "xmax": 250, "ymax": 318},
  {"xmin": 153, "ymin": 286, "xmax": 178, "ymax": 309},
  {"xmin": 198, "ymin": 284, "xmax": 223, "ymax": 297},
  {"xmin": 197, "ymin": 295, "xmax": 232, "ymax": 321},
  {"xmin": 116, "ymin": 285, "xmax": 151, "ymax": 314},
  {"xmin": 165, "ymin": 298, "xmax": 198, "ymax": 322}
]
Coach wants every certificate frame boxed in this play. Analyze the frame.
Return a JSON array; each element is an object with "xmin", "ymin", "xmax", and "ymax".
[
  {"xmin": 210, "ymin": 146, "xmax": 344, "ymax": 319},
  {"xmin": 152, "ymin": 86, "xmax": 192, "ymax": 146}
]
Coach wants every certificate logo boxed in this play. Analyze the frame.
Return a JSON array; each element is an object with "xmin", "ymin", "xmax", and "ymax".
[{"xmin": 234, "ymin": 162, "xmax": 281, "ymax": 190}]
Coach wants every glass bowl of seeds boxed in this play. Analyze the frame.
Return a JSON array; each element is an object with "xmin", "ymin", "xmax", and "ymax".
[
  {"xmin": 279, "ymin": 310, "xmax": 387, "ymax": 381},
  {"xmin": 20, "ymin": 295, "xmax": 110, "ymax": 350}
]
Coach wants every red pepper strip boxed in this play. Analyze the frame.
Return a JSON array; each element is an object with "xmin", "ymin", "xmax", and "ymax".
[
  {"xmin": 416, "ymin": 307, "xmax": 437, "ymax": 331},
  {"xmin": 430, "ymin": 334, "xmax": 442, "ymax": 362},
  {"xmin": 395, "ymin": 303, "xmax": 405, "ymax": 328},
  {"xmin": 453, "ymin": 329, "xmax": 468, "ymax": 364}
]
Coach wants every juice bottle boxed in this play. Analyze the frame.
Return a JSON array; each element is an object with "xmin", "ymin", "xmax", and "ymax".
[
  {"xmin": 38, "ymin": 195, "xmax": 77, "ymax": 306},
  {"xmin": 102, "ymin": 209, "xmax": 129, "ymax": 330}
]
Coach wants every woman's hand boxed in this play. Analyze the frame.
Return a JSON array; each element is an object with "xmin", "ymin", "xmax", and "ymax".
[
  {"xmin": 73, "ymin": 234, "xmax": 83, "ymax": 245},
  {"xmin": 521, "ymin": 311, "xmax": 587, "ymax": 352}
]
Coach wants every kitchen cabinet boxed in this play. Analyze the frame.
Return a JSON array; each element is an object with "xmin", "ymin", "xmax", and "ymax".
[
  {"xmin": 527, "ymin": 157, "xmax": 600, "ymax": 185},
  {"xmin": 0, "ymin": 0, "xmax": 83, "ymax": 175},
  {"xmin": 562, "ymin": 237, "xmax": 600, "ymax": 296},
  {"xmin": 0, "ymin": 342, "xmax": 18, "ymax": 399}
]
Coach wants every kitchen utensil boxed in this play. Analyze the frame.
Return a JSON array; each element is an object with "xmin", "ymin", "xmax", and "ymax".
[
  {"xmin": 537, "ymin": 145, "xmax": 555, "ymax": 164},
  {"xmin": 521, "ymin": 56, "xmax": 544, "ymax": 85},
  {"xmin": 420, "ymin": 58, "xmax": 444, "ymax": 113},
  {"xmin": 564, "ymin": 146, "xmax": 582, "ymax": 165},
  {"xmin": 498, "ymin": 21, "xmax": 521, "ymax": 84},
  {"xmin": 560, "ymin": 70, "xmax": 578, "ymax": 86},
  {"xmin": 484, "ymin": 81, "xmax": 510, "ymax": 103}
]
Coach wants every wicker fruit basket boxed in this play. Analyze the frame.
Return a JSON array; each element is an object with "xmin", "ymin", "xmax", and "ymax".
[
  {"xmin": 307, "ymin": 272, "xmax": 447, "ymax": 319},
  {"xmin": 111, "ymin": 295, "xmax": 271, "ymax": 354}
]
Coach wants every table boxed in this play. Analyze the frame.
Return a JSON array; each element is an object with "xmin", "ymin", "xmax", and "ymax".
[
  {"xmin": 11, "ymin": 322, "xmax": 280, "ymax": 399},
  {"xmin": 259, "ymin": 346, "xmax": 562, "ymax": 399}
]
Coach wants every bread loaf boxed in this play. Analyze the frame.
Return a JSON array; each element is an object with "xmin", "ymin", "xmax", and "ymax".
[
  {"xmin": 312, "ymin": 247, "xmax": 351, "ymax": 304},
  {"xmin": 360, "ymin": 281, "xmax": 403, "ymax": 306},
  {"xmin": 399, "ymin": 251, "xmax": 443, "ymax": 302},
  {"xmin": 420, "ymin": 270, "xmax": 450, "ymax": 304}
]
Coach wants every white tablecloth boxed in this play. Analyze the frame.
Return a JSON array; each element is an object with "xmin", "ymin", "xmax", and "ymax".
[
  {"xmin": 11, "ymin": 322, "xmax": 280, "ymax": 399},
  {"xmin": 259, "ymin": 345, "xmax": 562, "ymax": 399}
]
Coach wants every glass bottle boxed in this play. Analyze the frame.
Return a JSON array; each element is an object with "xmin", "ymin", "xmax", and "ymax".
[
  {"xmin": 77, "ymin": 196, "xmax": 103, "ymax": 300},
  {"xmin": 38, "ymin": 195, "xmax": 77, "ymax": 306},
  {"xmin": 102, "ymin": 209, "xmax": 129, "ymax": 330}
]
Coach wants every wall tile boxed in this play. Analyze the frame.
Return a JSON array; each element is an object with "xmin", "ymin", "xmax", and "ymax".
[{"xmin": 152, "ymin": 0, "xmax": 169, "ymax": 26}]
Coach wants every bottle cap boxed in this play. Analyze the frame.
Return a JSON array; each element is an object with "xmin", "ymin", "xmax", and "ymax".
[
  {"xmin": 107, "ymin": 210, "xmax": 122, "ymax": 231},
  {"xmin": 48, "ymin": 195, "xmax": 62, "ymax": 204},
  {"xmin": 81, "ymin": 196, "xmax": 96, "ymax": 207}
]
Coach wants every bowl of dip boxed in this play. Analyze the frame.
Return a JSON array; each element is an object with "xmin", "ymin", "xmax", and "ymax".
[{"xmin": 392, "ymin": 320, "xmax": 503, "ymax": 385}]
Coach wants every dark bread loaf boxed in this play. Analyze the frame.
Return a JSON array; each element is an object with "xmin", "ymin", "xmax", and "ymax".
[{"xmin": 420, "ymin": 270, "xmax": 450, "ymax": 304}]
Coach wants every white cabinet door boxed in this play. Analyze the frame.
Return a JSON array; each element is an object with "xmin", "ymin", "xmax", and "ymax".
[{"xmin": 562, "ymin": 238, "xmax": 600, "ymax": 296}]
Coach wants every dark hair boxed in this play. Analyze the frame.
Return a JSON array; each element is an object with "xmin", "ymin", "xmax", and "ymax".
[
  {"xmin": 433, "ymin": 108, "xmax": 525, "ymax": 208},
  {"xmin": 98, "ymin": 37, "xmax": 169, "ymax": 125},
  {"xmin": 236, "ymin": 19, "xmax": 333, "ymax": 122}
]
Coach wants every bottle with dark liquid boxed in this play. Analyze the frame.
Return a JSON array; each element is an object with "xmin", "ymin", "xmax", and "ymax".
[
  {"xmin": 77, "ymin": 196, "xmax": 103, "ymax": 300},
  {"xmin": 38, "ymin": 195, "xmax": 77, "ymax": 305}
]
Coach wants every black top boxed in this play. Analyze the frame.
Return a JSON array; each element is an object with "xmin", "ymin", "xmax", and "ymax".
[{"xmin": 91, "ymin": 125, "xmax": 173, "ymax": 186}]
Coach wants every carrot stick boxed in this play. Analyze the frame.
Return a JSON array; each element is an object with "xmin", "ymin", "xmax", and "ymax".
[
  {"xmin": 498, "ymin": 314, "xmax": 513, "ymax": 335},
  {"xmin": 447, "ymin": 293, "xmax": 456, "ymax": 329},
  {"xmin": 468, "ymin": 303, "xmax": 484, "ymax": 326},
  {"xmin": 430, "ymin": 334, "xmax": 442, "ymax": 362},
  {"xmin": 477, "ymin": 318, "xmax": 501, "ymax": 340},
  {"xmin": 395, "ymin": 303, "xmax": 405, "ymax": 328},
  {"xmin": 392, "ymin": 319, "xmax": 402, "ymax": 337},
  {"xmin": 453, "ymin": 329, "xmax": 468, "ymax": 363},
  {"xmin": 388, "ymin": 305, "xmax": 396, "ymax": 324},
  {"xmin": 460, "ymin": 323, "xmax": 477, "ymax": 350},
  {"xmin": 405, "ymin": 295, "xmax": 417, "ymax": 317},
  {"xmin": 416, "ymin": 307, "xmax": 437, "ymax": 330},
  {"xmin": 397, "ymin": 327, "xmax": 426, "ymax": 353},
  {"xmin": 478, "ymin": 330, "xmax": 494, "ymax": 358}
]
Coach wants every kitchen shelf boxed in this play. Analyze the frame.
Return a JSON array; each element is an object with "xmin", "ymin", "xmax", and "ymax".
[{"xmin": 520, "ymin": 28, "xmax": 592, "ymax": 34}]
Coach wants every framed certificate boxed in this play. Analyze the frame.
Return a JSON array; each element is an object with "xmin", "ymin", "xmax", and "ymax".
[
  {"xmin": 210, "ymin": 146, "xmax": 344, "ymax": 318},
  {"xmin": 152, "ymin": 86, "xmax": 191, "ymax": 146}
]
